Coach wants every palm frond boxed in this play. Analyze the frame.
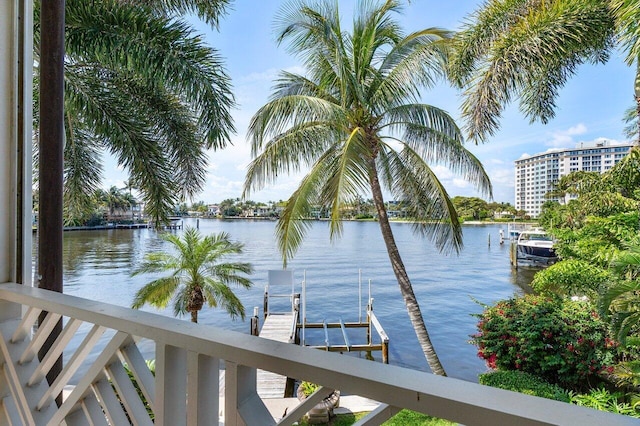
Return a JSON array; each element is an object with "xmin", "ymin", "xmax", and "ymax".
[
  {"xmin": 611, "ymin": 0, "xmax": 640, "ymax": 64},
  {"xmin": 244, "ymin": 91, "xmax": 348, "ymax": 197},
  {"xmin": 63, "ymin": 122, "xmax": 103, "ymax": 226},
  {"xmin": 131, "ymin": 276, "xmax": 181, "ymax": 309},
  {"xmin": 248, "ymin": 94, "xmax": 344, "ymax": 152},
  {"xmin": 322, "ymin": 128, "xmax": 372, "ymax": 237},
  {"xmin": 276, "ymin": 162, "xmax": 329, "ymax": 266},
  {"xmin": 202, "ymin": 279, "xmax": 246, "ymax": 320},
  {"xmin": 371, "ymin": 27, "xmax": 452, "ymax": 108},
  {"xmin": 65, "ymin": 0, "xmax": 235, "ymax": 149},
  {"xmin": 451, "ymin": 0, "xmax": 615, "ymax": 141},
  {"xmin": 378, "ymin": 143, "xmax": 463, "ymax": 253},
  {"xmin": 35, "ymin": 0, "xmax": 236, "ymax": 224},
  {"xmin": 134, "ymin": 0, "xmax": 231, "ymax": 29}
]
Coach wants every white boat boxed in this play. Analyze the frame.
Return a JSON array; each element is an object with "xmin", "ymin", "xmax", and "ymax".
[{"xmin": 516, "ymin": 229, "xmax": 557, "ymax": 263}]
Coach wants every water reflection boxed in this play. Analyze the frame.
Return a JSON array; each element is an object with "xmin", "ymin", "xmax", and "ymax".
[{"xmin": 510, "ymin": 266, "xmax": 538, "ymax": 294}]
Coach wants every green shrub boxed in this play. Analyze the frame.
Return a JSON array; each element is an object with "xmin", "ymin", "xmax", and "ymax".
[
  {"xmin": 478, "ymin": 370, "xmax": 570, "ymax": 402},
  {"xmin": 571, "ymin": 388, "xmax": 640, "ymax": 418},
  {"xmin": 471, "ymin": 295, "xmax": 616, "ymax": 391},
  {"xmin": 299, "ymin": 381, "xmax": 320, "ymax": 397},
  {"xmin": 530, "ymin": 259, "xmax": 612, "ymax": 299},
  {"xmin": 355, "ymin": 214, "xmax": 373, "ymax": 220}
]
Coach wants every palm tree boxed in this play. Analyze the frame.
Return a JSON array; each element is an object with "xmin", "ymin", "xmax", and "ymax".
[
  {"xmin": 132, "ymin": 227, "xmax": 253, "ymax": 323},
  {"xmin": 243, "ymin": 0, "xmax": 492, "ymax": 376},
  {"xmin": 121, "ymin": 179, "xmax": 138, "ymax": 220},
  {"xmin": 601, "ymin": 245, "xmax": 640, "ymax": 345},
  {"xmin": 33, "ymin": 0, "xmax": 235, "ymax": 226},
  {"xmin": 448, "ymin": 0, "xmax": 640, "ymax": 144}
]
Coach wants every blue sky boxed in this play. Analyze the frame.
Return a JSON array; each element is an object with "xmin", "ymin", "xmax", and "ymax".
[{"xmin": 104, "ymin": 1, "xmax": 636, "ymax": 205}]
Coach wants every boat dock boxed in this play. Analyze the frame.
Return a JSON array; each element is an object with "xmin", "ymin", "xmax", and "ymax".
[
  {"xmin": 252, "ymin": 270, "xmax": 389, "ymax": 399},
  {"xmin": 256, "ymin": 312, "xmax": 297, "ymax": 398},
  {"xmin": 255, "ymin": 270, "xmax": 299, "ymax": 398}
]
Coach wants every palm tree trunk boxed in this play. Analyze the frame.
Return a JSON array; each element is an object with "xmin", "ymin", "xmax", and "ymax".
[
  {"xmin": 367, "ymin": 159, "xmax": 447, "ymax": 376},
  {"xmin": 191, "ymin": 310, "xmax": 198, "ymax": 323}
]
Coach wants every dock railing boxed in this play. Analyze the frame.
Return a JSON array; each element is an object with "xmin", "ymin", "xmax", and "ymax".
[{"xmin": 0, "ymin": 282, "xmax": 635, "ymax": 425}]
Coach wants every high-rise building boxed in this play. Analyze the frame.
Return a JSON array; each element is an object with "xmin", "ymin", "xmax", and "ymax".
[{"xmin": 514, "ymin": 140, "xmax": 634, "ymax": 217}]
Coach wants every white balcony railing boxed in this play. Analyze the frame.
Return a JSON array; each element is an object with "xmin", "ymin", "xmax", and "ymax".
[{"xmin": 0, "ymin": 282, "xmax": 634, "ymax": 425}]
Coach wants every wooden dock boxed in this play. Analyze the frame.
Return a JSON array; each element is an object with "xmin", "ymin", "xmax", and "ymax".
[
  {"xmin": 253, "ymin": 269, "xmax": 390, "ymax": 399},
  {"xmin": 257, "ymin": 313, "xmax": 296, "ymax": 399}
]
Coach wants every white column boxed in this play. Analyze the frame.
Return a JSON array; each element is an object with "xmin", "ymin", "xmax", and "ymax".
[{"xmin": 0, "ymin": 0, "xmax": 32, "ymax": 321}]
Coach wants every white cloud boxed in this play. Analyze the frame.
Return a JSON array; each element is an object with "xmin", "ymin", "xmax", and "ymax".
[
  {"xmin": 451, "ymin": 178, "xmax": 470, "ymax": 189},
  {"xmin": 432, "ymin": 165, "xmax": 454, "ymax": 180},
  {"xmin": 489, "ymin": 168, "xmax": 513, "ymax": 187},
  {"xmin": 546, "ymin": 123, "xmax": 588, "ymax": 147},
  {"xmin": 239, "ymin": 68, "xmax": 280, "ymax": 84}
]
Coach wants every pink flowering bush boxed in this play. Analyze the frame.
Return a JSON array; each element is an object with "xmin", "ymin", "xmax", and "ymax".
[{"xmin": 471, "ymin": 295, "xmax": 617, "ymax": 391}]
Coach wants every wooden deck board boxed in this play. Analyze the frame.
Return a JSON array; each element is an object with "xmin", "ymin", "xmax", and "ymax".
[{"xmin": 257, "ymin": 313, "xmax": 295, "ymax": 398}]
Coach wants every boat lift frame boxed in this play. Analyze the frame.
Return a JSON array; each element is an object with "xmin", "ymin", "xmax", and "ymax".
[
  {"xmin": 298, "ymin": 270, "xmax": 389, "ymax": 364},
  {"xmin": 254, "ymin": 270, "xmax": 389, "ymax": 363}
]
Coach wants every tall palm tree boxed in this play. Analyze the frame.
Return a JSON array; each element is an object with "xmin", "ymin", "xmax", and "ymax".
[
  {"xmin": 448, "ymin": 0, "xmax": 640, "ymax": 144},
  {"xmin": 132, "ymin": 227, "xmax": 254, "ymax": 323},
  {"xmin": 33, "ymin": 0, "xmax": 235, "ymax": 225},
  {"xmin": 243, "ymin": 0, "xmax": 492, "ymax": 376}
]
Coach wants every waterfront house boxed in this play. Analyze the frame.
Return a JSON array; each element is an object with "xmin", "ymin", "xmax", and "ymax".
[
  {"xmin": 0, "ymin": 3, "xmax": 633, "ymax": 424},
  {"xmin": 207, "ymin": 204, "xmax": 221, "ymax": 217}
]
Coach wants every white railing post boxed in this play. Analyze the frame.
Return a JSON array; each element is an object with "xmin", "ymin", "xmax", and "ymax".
[
  {"xmin": 186, "ymin": 351, "xmax": 220, "ymax": 426},
  {"xmin": 156, "ymin": 344, "xmax": 187, "ymax": 425},
  {"xmin": 225, "ymin": 361, "xmax": 274, "ymax": 426}
]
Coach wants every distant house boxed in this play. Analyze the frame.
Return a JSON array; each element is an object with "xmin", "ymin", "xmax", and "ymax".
[
  {"xmin": 207, "ymin": 204, "xmax": 220, "ymax": 217},
  {"xmin": 243, "ymin": 204, "xmax": 272, "ymax": 217},
  {"xmin": 106, "ymin": 206, "xmax": 132, "ymax": 222},
  {"xmin": 493, "ymin": 211, "xmax": 514, "ymax": 220}
]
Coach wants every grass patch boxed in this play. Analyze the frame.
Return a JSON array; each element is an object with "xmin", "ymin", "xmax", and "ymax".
[
  {"xmin": 296, "ymin": 410, "xmax": 454, "ymax": 425},
  {"xmin": 383, "ymin": 410, "xmax": 455, "ymax": 425},
  {"xmin": 295, "ymin": 412, "xmax": 366, "ymax": 425}
]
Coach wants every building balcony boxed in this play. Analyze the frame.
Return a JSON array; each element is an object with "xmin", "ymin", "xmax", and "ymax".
[{"xmin": 0, "ymin": 283, "xmax": 633, "ymax": 425}]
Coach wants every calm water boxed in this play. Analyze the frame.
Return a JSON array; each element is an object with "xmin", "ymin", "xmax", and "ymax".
[{"xmin": 54, "ymin": 218, "xmax": 537, "ymax": 382}]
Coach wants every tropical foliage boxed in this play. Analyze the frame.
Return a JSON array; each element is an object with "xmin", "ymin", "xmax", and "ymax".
[
  {"xmin": 531, "ymin": 259, "xmax": 613, "ymax": 299},
  {"xmin": 132, "ymin": 227, "xmax": 253, "ymax": 323},
  {"xmin": 244, "ymin": 0, "xmax": 492, "ymax": 375},
  {"xmin": 472, "ymin": 295, "xmax": 616, "ymax": 391},
  {"xmin": 451, "ymin": 196, "xmax": 516, "ymax": 221},
  {"xmin": 448, "ymin": 0, "xmax": 640, "ymax": 143},
  {"xmin": 34, "ymin": 0, "xmax": 235, "ymax": 225},
  {"xmin": 570, "ymin": 388, "xmax": 640, "ymax": 418}
]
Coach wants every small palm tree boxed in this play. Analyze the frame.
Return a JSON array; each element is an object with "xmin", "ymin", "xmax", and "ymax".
[
  {"xmin": 244, "ymin": 0, "xmax": 491, "ymax": 375},
  {"xmin": 132, "ymin": 227, "xmax": 253, "ymax": 323}
]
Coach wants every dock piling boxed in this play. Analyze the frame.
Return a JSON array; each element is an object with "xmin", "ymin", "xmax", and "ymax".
[{"xmin": 250, "ymin": 307, "xmax": 259, "ymax": 336}]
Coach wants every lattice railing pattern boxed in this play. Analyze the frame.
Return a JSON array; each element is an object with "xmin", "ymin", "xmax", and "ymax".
[{"xmin": 0, "ymin": 283, "xmax": 634, "ymax": 426}]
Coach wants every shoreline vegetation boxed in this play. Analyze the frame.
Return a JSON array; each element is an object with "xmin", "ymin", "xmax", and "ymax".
[{"xmin": 49, "ymin": 216, "xmax": 537, "ymax": 232}]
